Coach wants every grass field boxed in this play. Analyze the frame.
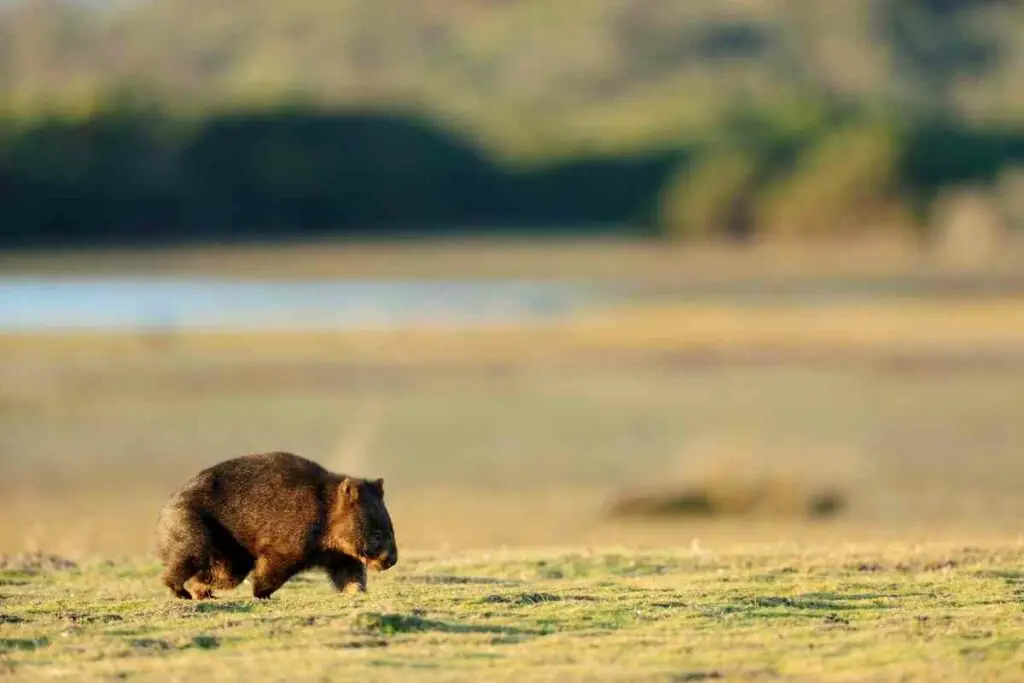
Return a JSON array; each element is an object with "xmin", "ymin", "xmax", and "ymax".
[
  {"xmin": 4, "ymin": 242, "xmax": 1024, "ymax": 680},
  {"xmin": 3, "ymin": 543, "xmax": 1024, "ymax": 681}
]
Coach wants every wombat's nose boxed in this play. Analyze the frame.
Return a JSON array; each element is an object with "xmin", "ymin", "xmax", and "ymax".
[{"xmin": 377, "ymin": 548, "xmax": 397, "ymax": 570}]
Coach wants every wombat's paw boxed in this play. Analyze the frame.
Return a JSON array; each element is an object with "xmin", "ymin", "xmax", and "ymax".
[
  {"xmin": 173, "ymin": 588, "xmax": 193, "ymax": 600},
  {"xmin": 191, "ymin": 588, "xmax": 216, "ymax": 600}
]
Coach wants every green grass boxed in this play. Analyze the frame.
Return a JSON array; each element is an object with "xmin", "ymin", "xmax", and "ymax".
[{"xmin": 2, "ymin": 544, "xmax": 1024, "ymax": 681}]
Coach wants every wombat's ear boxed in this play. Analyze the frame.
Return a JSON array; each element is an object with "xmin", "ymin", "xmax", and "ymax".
[
  {"xmin": 340, "ymin": 478, "xmax": 360, "ymax": 502},
  {"xmin": 370, "ymin": 478, "xmax": 384, "ymax": 496}
]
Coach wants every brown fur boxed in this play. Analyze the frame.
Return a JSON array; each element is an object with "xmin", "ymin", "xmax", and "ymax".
[{"xmin": 155, "ymin": 452, "xmax": 397, "ymax": 600}]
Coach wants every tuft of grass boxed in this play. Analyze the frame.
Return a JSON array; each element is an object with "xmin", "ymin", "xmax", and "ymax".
[
  {"xmin": 350, "ymin": 612, "xmax": 435, "ymax": 635},
  {"xmin": 0, "ymin": 637, "xmax": 49, "ymax": 653}
]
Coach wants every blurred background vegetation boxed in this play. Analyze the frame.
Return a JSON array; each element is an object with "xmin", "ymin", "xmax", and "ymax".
[
  {"xmin": 2, "ymin": 0, "xmax": 1024, "ymax": 249},
  {"xmin": 6, "ymin": 1, "xmax": 1024, "ymax": 559}
]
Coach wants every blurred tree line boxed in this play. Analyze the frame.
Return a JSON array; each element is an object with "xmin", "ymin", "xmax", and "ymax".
[{"xmin": 1, "ymin": 0, "xmax": 1024, "ymax": 247}]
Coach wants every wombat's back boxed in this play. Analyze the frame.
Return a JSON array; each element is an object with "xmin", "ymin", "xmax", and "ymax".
[
  {"xmin": 190, "ymin": 451, "xmax": 336, "ymax": 493},
  {"xmin": 165, "ymin": 452, "xmax": 340, "ymax": 554}
]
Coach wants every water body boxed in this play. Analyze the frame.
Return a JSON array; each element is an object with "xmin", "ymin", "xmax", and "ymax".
[
  {"xmin": 0, "ymin": 277, "xmax": 603, "ymax": 331},
  {"xmin": 1, "ymin": 270, "xmax": 1020, "ymax": 331}
]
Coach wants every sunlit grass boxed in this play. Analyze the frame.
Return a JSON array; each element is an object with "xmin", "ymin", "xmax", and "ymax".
[{"xmin": 2, "ymin": 543, "xmax": 1023, "ymax": 681}]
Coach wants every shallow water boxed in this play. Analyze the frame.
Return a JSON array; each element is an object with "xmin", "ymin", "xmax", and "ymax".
[
  {"xmin": 2, "ymin": 269, "xmax": 1021, "ymax": 331},
  {"xmin": 0, "ymin": 277, "xmax": 598, "ymax": 331}
]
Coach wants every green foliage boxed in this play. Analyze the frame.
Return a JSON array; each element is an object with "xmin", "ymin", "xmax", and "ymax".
[
  {"xmin": 3, "ymin": 2, "xmax": 1024, "ymax": 246},
  {"xmin": 2, "ymin": 105, "xmax": 1024, "ymax": 247},
  {"xmin": 2, "ymin": 0, "xmax": 1023, "ymax": 158},
  {"xmin": 658, "ymin": 150, "xmax": 759, "ymax": 241},
  {"xmin": 754, "ymin": 122, "xmax": 905, "ymax": 240},
  {"xmin": 0, "ymin": 107, "xmax": 681, "ymax": 246}
]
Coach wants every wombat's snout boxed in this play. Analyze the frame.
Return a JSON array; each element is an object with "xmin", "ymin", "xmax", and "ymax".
[{"xmin": 368, "ymin": 546, "xmax": 397, "ymax": 572}]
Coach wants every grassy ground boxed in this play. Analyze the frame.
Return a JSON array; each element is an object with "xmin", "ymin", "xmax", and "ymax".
[
  {"xmin": 4, "ymin": 244, "xmax": 1024, "ymax": 679},
  {"xmin": 3, "ymin": 543, "xmax": 1024, "ymax": 681}
]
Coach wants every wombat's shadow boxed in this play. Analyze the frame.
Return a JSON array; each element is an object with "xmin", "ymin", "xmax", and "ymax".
[
  {"xmin": 395, "ymin": 575, "xmax": 523, "ymax": 586},
  {"xmin": 175, "ymin": 601, "xmax": 260, "ymax": 615}
]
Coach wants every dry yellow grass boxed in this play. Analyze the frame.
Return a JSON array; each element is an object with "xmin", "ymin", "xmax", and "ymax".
[{"xmin": 3, "ymin": 340, "xmax": 1024, "ymax": 558}]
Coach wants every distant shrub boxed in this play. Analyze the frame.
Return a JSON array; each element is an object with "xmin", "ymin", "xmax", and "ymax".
[
  {"xmin": 753, "ymin": 122, "xmax": 908, "ymax": 240},
  {"xmin": 657, "ymin": 149, "xmax": 760, "ymax": 241},
  {"xmin": 604, "ymin": 434, "xmax": 858, "ymax": 521},
  {"xmin": 605, "ymin": 482, "xmax": 845, "ymax": 520}
]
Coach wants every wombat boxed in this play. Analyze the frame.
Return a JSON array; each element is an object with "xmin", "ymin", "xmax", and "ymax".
[{"xmin": 155, "ymin": 451, "xmax": 397, "ymax": 600}]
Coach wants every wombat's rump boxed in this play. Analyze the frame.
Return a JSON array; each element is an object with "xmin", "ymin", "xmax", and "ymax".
[{"xmin": 156, "ymin": 452, "xmax": 397, "ymax": 600}]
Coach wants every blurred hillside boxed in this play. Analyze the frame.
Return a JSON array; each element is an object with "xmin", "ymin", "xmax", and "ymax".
[
  {"xmin": 5, "ymin": 0, "xmax": 1024, "ymax": 155},
  {"xmin": 2, "ymin": 0, "xmax": 1024, "ymax": 249}
]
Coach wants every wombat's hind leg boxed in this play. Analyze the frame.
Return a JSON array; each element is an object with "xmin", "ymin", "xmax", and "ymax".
[
  {"xmin": 197, "ymin": 554, "xmax": 254, "ymax": 593},
  {"xmin": 162, "ymin": 557, "xmax": 200, "ymax": 600},
  {"xmin": 157, "ymin": 502, "xmax": 216, "ymax": 600},
  {"xmin": 327, "ymin": 554, "xmax": 367, "ymax": 594}
]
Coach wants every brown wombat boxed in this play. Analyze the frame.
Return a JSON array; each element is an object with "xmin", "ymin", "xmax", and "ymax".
[{"xmin": 155, "ymin": 451, "xmax": 397, "ymax": 600}]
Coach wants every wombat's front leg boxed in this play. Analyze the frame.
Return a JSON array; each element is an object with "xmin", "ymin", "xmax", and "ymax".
[
  {"xmin": 186, "ymin": 580, "xmax": 216, "ymax": 600},
  {"xmin": 327, "ymin": 555, "xmax": 367, "ymax": 594},
  {"xmin": 250, "ymin": 555, "xmax": 300, "ymax": 599}
]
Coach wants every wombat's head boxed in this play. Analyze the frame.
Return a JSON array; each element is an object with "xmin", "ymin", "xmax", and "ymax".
[{"xmin": 331, "ymin": 477, "xmax": 398, "ymax": 572}]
